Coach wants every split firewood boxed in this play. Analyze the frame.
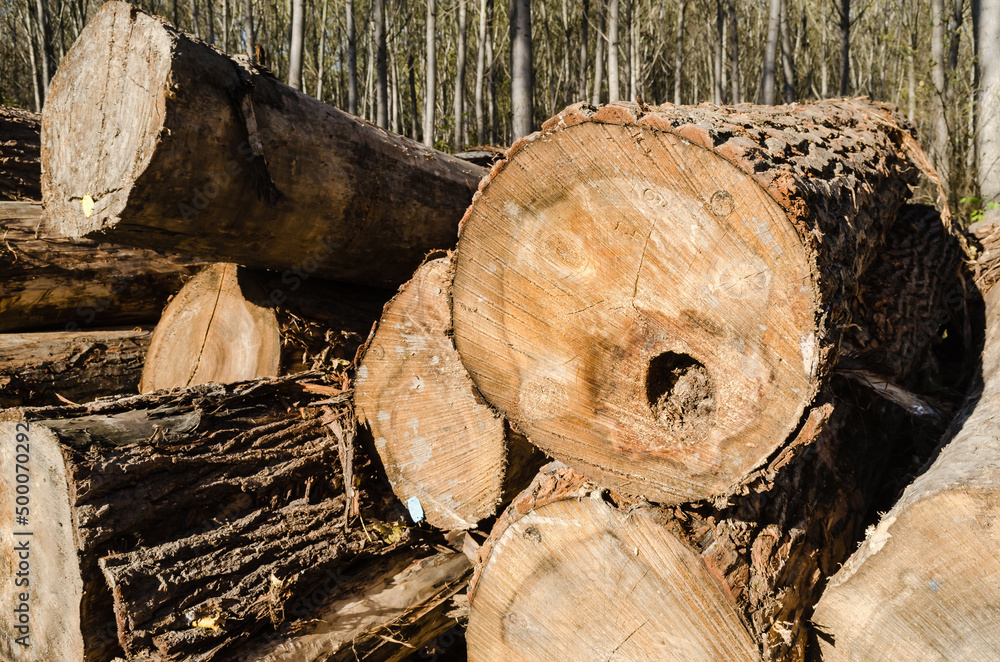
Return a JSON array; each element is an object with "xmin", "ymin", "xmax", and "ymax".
[
  {"xmin": 140, "ymin": 263, "xmax": 392, "ymax": 392},
  {"xmin": 0, "ymin": 201, "xmax": 202, "ymax": 333},
  {"xmin": 464, "ymin": 204, "xmax": 968, "ymax": 662},
  {"xmin": 0, "ymin": 106, "xmax": 40, "ymax": 201},
  {"xmin": 355, "ymin": 254, "xmax": 542, "ymax": 531},
  {"xmin": 40, "ymin": 1, "xmax": 486, "ymax": 288},
  {"xmin": 452, "ymin": 99, "xmax": 931, "ymax": 503},
  {"xmin": 811, "ymin": 220, "xmax": 1000, "ymax": 660},
  {"xmin": 0, "ymin": 374, "xmax": 423, "ymax": 662},
  {"xmin": 0, "ymin": 327, "xmax": 149, "ymax": 407}
]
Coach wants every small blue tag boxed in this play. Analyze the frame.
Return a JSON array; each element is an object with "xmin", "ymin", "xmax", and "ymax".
[{"xmin": 405, "ymin": 496, "xmax": 425, "ymax": 523}]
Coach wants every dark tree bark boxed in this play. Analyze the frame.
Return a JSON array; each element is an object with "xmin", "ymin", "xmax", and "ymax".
[
  {"xmin": 839, "ymin": 0, "xmax": 851, "ymax": 96},
  {"xmin": 0, "ymin": 106, "xmax": 41, "ymax": 201},
  {"xmin": 346, "ymin": 0, "xmax": 358, "ymax": 115},
  {"xmin": 374, "ymin": 0, "xmax": 388, "ymax": 129}
]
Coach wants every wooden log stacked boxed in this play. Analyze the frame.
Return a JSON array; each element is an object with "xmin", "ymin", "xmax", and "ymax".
[{"xmin": 0, "ymin": 2, "xmax": 990, "ymax": 660}]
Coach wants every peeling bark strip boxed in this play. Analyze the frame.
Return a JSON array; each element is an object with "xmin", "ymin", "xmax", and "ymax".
[
  {"xmin": 0, "ymin": 327, "xmax": 149, "ymax": 407},
  {"xmin": 0, "ymin": 374, "xmax": 407, "ymax": 662},
  {"xmin": 40, "ymin": 1, "xmax": 486, "ymax": 288},
  {"xmin": 0, "ymin": 202, "xmax": 203, "ymax": 333},
  {"xmin": 811, "ymin": 221, "xmax": 1000, "ymax": 660},
  {"xmin": 0, "ymin": 106, "xmax": 41, "ymax": 201},
  {"xmin": 452, "ymin": 99, "xmax": 922, "ymax": 503},
  {"xmin": 355, "ymin": 254, "xmax": 542, "ymax": 531}
]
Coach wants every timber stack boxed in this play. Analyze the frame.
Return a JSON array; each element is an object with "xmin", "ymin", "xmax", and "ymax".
[{"xmin": 0, "ymin": 2, "xmax": 993, "ymax": 661}]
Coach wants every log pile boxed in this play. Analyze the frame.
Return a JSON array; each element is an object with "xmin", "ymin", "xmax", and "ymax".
[{"xmin": 0, "ymin": 3, "xmax": 992, "ymax": 661}]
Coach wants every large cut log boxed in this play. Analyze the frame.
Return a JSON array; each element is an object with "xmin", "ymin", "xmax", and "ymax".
[
  {"xmin": 811, "ymin": 221, "xmax": 1000, "ymax": 660},
  {"xmin": 464, "ymin": 205, "xmax": 968, "ymax": 662},
  {"xmin": 355, "ymin": 254, "xmax": 542, "ymax": 531},
  {"xmin": 140, "ymin": 263, "xmax": 392, "ymax": 392},
  {"xmin": 452, "ymin": 99, "xmax": 926, "ymax": 503},
  {"xmin": 0, "ymin": 106, "xmax": 40, "ymax": 201},
  {"xmin": 0, "ymin": 201, "xmax": 202, "ymax": 333},
  {"xmin": 40, "ymin": 1, "xmax": 486, "ymax": 288},
  {"xmin": 0, "ymin": 374, "xmax": 420, "ymax": 662},
  {"xmin": 0, "ymin": 327, "xmax": 149, "ymax": 407}
]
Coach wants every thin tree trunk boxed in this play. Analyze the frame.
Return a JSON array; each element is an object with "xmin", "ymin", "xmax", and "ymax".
[
  {"xmin": 839, "ymin": 0, "xmax": 850, "ymax": 96},
  {"xmin": 674, "ymin": 0, "xmax": 687, "ymax": 105},
  {"xmin": 289, "ymin": 0, "xmax": 304, "ymax": 90},
  {"xmin": 714, "ymin": 0, "xmax": 724, "ymax": 103},
  {"xmin": 931, "ymin": 0, "xmax": 950, "ymax": 192},
  {"xmin": 454, "ymin": 0, "xmax": 468, "ymax": 148},
  {"xmin": 23, "ymin": 10, "xmax": 41, "ymax": 112},
  {"xmin": 608, "ymin": 0, "xmax": 619, "ymax": 101},
  {"xmin": 346, "ymin": 0, "xmax": 358, "ymax": 115},
  {"xmin": 243, "ymin": 0, "xmax": 255, "ymax": 62},
  {"xmin": 780, "ymin": 0, "xmax": 796, "ymax": 102},
  {"xmin": 391, "ymin": 50, "xmax": 401, "ymax": 132},
  {"xmin": 592, "ymin": 4, "xmax": 605, "ymax": 104},
  {"xmin": 316, "ymin": 0, "xmax": 328, "ymax": 99},
  {"xmin": 974, "ymin": 0, "xmax": 1000, "ymax": 209},
  {"xmin": 475, "ymin": 0, "xmax": 488, "ymax": 142},
  {"xmin": 190, "ymin": 0, "xmax": 201, "ymax": 37},
  {"xmin": 423, "ymin": 0, "xmax": 437, "ymax": 146},
  {"xmin": 509, "ymin": 0, "xmax": 533, "ymax": 139},
  {"xmin": 762, "ymin": 0, "xmax": 781, "ymax": 104},
  {"xmin": 34, "ymin": 0, "xmax": 50, "ymax": 102},
  {"xmin": 579, "ymin": 0, "xmax": 589, "ymax": 101},
  {"xmin": 486, "ymin": 0, "xmax": 497, "ymax": 141},
  {"xmin": 728, "ymin": 0, "xmax": 740, "ymax": 102},
  {"xmin": 222, "ymin": 0, "xmax": 229, "ymax": 52},
  {"xmin": 206, "ymin": 0, "xmax": 214, "ymax": 43},
  {"xmin": 375, "ymin": 0, "xmax": 388, "ymax": 128},
  {"xmin": 629, "ymin": 1, "xmax": 638, "ymax": 99},
  {"xmin": 408, "ymin": 53, "xmax": 419, "ymax": 140}
]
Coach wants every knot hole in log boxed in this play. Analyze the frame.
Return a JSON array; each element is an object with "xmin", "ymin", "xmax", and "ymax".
[{"xmin": 645, "ymin": 351, "xmax": 714, "ymax": 440}]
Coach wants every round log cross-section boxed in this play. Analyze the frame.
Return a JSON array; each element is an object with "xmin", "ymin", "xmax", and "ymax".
[{"xmin": 452, "ymin": 100, "xmax": 920, "ymax": 502}]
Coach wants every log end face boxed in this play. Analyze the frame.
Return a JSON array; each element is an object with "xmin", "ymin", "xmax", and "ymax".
[
  {"xmin": 813, "ymin": 491, "xmax": 1000, "ymax": 661},
  {"xmin": 41, "ymin": 1, "xmax": 172, "ymax": 239},
  {"xmin": 0, "ymin": 422, "xmax": 85, "ymax": 661},
  {"xmin": 453, "ymin": 120, "xmax": 820, "ymax": 503},
  {"xmin": 356, "ymin": 257, "xmax": 511, "ymax": 530},
  {"xmin": 467, "ymin": 497, "xmax": 759, "ymax": 661}
]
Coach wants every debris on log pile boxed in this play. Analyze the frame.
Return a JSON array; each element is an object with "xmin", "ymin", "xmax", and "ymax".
[{"xmin": 0, "ymin": 106, "xmax": 41, "ymax": 201}]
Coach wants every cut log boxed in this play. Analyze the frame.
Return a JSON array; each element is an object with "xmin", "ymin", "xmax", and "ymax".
[
  {"xmin": 465, "ymin": 205, "xmax": 968, "ymax": 661},
  {"xmin": 355, "ymin": 254, "xmax": 542, "ymax": 531},
  {"xmin": 810, "ymin": 221, "xmax": 1000, "ymax": 660},
  {"xmin": 140, "ymin": 263, "xmax": 393, "ymax": 392},
  {"xmin": 0, "ymin": 201, "xmax": 203, "ymax": 333},
  {"xmin": 229, "ymin": 550, "xmax": 471, "ymax": 661},
  {"xmin": 40, "ymin": 1, "xmax": 486, "ymax": 288},
  {"xmin": 452, "ymin": 99, "xmax": 924, "ymax": 503},
  {"xmin": 0, "ymin": 374, "xmax": 415, "ymax": 662},
  {"xmin": 0, "ymin": 327, "xmax": 149, "ymax": 407},
  {"xmin": 0, "ymin": 106, "xmax": 41, "ymax": 201},
  {"xmin": 139, "ymin": 263, "xmax": 280, "ymax": 392}
]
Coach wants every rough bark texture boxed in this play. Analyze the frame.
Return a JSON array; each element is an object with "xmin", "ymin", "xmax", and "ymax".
[
  {"xmin": 140, "ymin": 263, "xmax": 280, "ymax": 393},
  {"xmin": 40, "ymin": 1, "xmax": 486, "ymax": 289},
  {"xmin": 0, "ymin": 201, "xmax": 203, "ymax": 333},
  {"xmin": 0, "ymin": 374, "xmax": 414, "ymax": 662},
  {"xmin": 0, "ymin": 106, "xmax": 41, "ymax": 201},
  {"xmin": 452, "ymin": 99, "xmax": 923, "ymax": 503},
  {"xmin": 229, "ymin": 550, "xmax": 471, "ymax": 661},
  {"xmin": 355, "ymin": 254, "xmax": 542, "ymax": 531},
  {"xmin": 0, "ymin": 327, "xmax": 149, "ymax": 407},
  {"xmin": 465, "ymin": 203, "xmax": 967, "ymax": 661},
  {"xmin": 811, "ymin": 221, "xmax": 1000, "ymax": 660}
]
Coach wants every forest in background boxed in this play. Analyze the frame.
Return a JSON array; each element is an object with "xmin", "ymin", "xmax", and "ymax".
[{"xmin": 1, "ymin": 0, "xmax": 996, "ymax": 219}]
